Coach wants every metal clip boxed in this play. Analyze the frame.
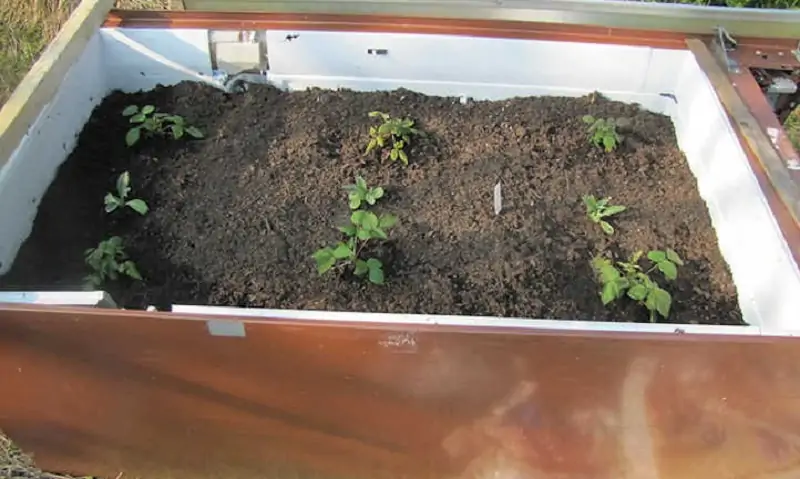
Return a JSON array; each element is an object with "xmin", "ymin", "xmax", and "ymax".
[{"xmin": 711, "ymin": 26, "xmax": 741, "ymax": 74}]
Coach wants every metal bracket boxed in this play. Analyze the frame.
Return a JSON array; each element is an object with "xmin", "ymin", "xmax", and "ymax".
[
  {"xmin": 711, "ymin": 26, "xmax": 741, "ymax": 74},
  {"xmin": 209, "ymin": 30, "xmax": 268, "ymax": 75},
  {"xmin": 794, "ymin": 41, "xmax": 800, "ymax": 63}
]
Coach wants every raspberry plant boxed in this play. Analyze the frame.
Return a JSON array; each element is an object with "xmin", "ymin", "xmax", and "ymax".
[
  {"xmin": 365, "ymin": 111, "xmax": 420, "ymax": 166},
  {"xmin": 582, "ymin": 115, "xmax": 621, "ymax": 152},
  {"xmin": 122, "ymin": 104, "xmax": 203, "ymax": 147},
  {"xmin": 344, "ymin": 176, "xmax": 384, "ymax": 210},
  {"xmin": 84, "ymin": 236, "xmax": 142, "ymax": 289},
  {"xmin": 105, "ymin": 171, "xmax": 148, "ymax": 215},
  {"xmin": 313, "ymin": 210, "xmax": 397, "ymax": 284},
  {"xmin": 591, "ymin": 249, "xmax": 684, "ymax": 323},
  {"xmin": 583, "ymin": 194, "xmax": 626, "ymax": 235}
]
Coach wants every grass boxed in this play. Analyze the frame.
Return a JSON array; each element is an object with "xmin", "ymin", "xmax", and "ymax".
[{"xmin": 0, "ymin": 0, "xmax": 167, "ymax": 107}]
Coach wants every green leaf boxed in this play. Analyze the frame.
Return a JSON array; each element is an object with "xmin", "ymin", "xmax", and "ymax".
[
  {"xmin": 582, "ymin": 115, "xmax": 595, "ymax": 124},
  {"xmin": 366, "ymin": 139, "xmax": 377, "ymax": 153},
  {"xmin": 647, "ymin": 250, "xmax": 667, "ymax": 262},
  {"xmin": 372, "ymin": 228, "xmax": 388, "ymax": 240},
  {"xmin": 361, "ymin": 212, "xmax": 379, "ymax": 231},
  {"xmin": 379, "ymin": 214, "xmax": 397, "ymax": 229},
  {"xmin": 602, "ymin": 205, "xmax": 626, "ymax": 216},
  {"xmin": 356, "ymin": 176, "xmax": 367, "ymax": 191},
  {"xmin": 185, "ymin": 126, "xmax": 204, "ymax": 139},
  {"xmin": 645, "ymin": 290, "xmax": 658, "ymax": 314},
  {"xmin": 582, "ymin": 195, "xmax": 596, "ymax": 209},
  {"xmin": 651, "ymin": 287, "xmax": 672, "ymax": 319},
  {"xmin": 104, "ymin": 194, "xmax": 119, "ymax": 213},
  {"xmin": 369, "ymin": 127, "xmax": 377, "ymax": 136},
  {"xmin": 601, "ymin": 281, "xmax": 620, "ymax": 305},
  {"xmin": 378, "ymin": 123, "xmax": 392, "ymax": 135},
  {"xmin": 126, "ymin": 199, "xmax": 149, "ymax": 215},
  {"xmin": 354, "ymin": 259, "xmax": 369, "ymax": 276},
  {"xmin": 172, "ymin": 124, "xmax": 185, "ymax": 139},
  {"xmin": 349, "ymin": 195, "xmax": 362, "ymax": 210},
  {"xmin": 141, "ymin": 105, "xmax": 155, "ymax": 115},
  {"xmin": 371, "ymin": 187, "xmax": 384, "ymax": 200},
  {"xmin": 122, "ymin": 105, "xmax": 139, "ymax": 116},
  {"xmin": 351, "ymin": 210, "xmax": 367, "ymax": 225},
  {"xmin": 121, "ymin": 261, "xmax": 142, "ymax": 281},
  {"xmin": 390, "ymin": 149, "xmax": 398, "ymax": 161},
  {"xmin": 332, "ymin": 242, "xmax": 351, "ymax": 259},
  {"xmin": 338, "ymin": 225, "xmax": 357, "ymax": 236},
  {"xmin": 657, "ymin": 260, "xmax": 678, "ymax": 281},
  {"xmin": 356, "ymin": 229, "xmax": 372, "ymax": 241},
  {"xmin": 130, "ymin": 113, "xmax": 146, "ymax": 123},
  {"xmin": 666, "ymin": 249, "xmax": 683, "ymax": 266},
  {"xmin": 376, "ymin": 136, "xmax": 385, "ymax": 147},
  {"xmin": 365, "ymin": 193, "xmax": 377, "ymax": 205},
  {"xmin": 368, "ymin": 111, "xmax": 384, "ymax": 118},
  {"xmin": 366, "ymin": 258, "xmax": 384, "ymax": 284},
  {"xmin": 603, "ymin": 136, "xmax": 616, "ymax": 152},
  {"xmin": 116, "ymin": 171, "xmax": 130, "ymax": 196},
  {"xmin": 125, "ymin": 128, "xmax": 141, "ymax": 147},
  {"xmin": 313, "ymin": 249, "xmax": 336, "ymax": 275},
  {"xmin": 598, "ymin": 264, "xmax": 620, "ymax": 284},
  {"xmin": 627, "ymin": 284, "xmax": 648, "ymax": 301},
  {"xmin": 600, "ymin": 221, "xmax": 614, "ymax": 235},
  {"xmin": 171, "ymin": 115, "xmax": 185, "ymax": 126},
  {"xmin": 398, "ymin": 150, "xmax": 409, "ymax": 166}
]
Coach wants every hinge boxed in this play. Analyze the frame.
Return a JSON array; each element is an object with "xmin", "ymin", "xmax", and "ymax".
[
  {"xmin": 711, "ymin": 26, "xmax": 741, "ymax": 74},
  {"xmin": 208, "ymin": 30, "xmax": 268, "ymax": 75}
]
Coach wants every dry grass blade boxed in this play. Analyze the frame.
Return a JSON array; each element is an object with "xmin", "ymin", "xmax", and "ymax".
[{"xmin": 0, "ymin": 431, "xmax": 75, "ymax": 479}]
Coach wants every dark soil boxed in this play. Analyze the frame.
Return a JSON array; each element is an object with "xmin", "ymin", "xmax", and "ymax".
[{"xmin": 0, "ymin": 82, "xmax": 744, "ymax": 325}]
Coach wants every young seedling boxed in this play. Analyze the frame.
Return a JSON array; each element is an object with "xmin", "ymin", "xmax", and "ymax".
[
  {"xmin": 313, "ymin": 210, "xmax": 397, "ymax": 285},
  {"xmin": 105, "ymin": 171, "xmax": 148, "ymax": 215},
  {"xmin": 344, "ymin": 176, "xmax": 384, "ymax": 210},
  {"xmin": 365, "ymin": 111, "xmax": 420, "ymax": 166},
  {"xmin": 582, "ymin": 115, "xmax": 622, "ymax": 152},
  {"xmin": 84, "ymin": 236, "xmax": 142, "ymax": 289},
  {"xmin": 591, "ymin": 249, "xmax": 684, "ymax": 323},
  {"xmin": 122, "ymin": 105, "xmax": 203, "ymax": 147},
  {"xmin": 583, "ymin": 195, "xmax": 626, "ymax": 235}
]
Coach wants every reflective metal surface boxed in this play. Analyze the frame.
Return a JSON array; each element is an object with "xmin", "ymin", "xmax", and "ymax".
[
  {"xmin": 179, "ymin": 0, "xmax": 800, "ymax": 38},
  {"xmin": 3, "ymin": 304, "xmax": 800, "ymax": 478}
]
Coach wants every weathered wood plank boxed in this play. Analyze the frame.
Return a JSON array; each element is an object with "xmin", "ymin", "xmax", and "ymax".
[{"xmin": 0, "ymin": 0, "xmax": 115, "ymax": 169}]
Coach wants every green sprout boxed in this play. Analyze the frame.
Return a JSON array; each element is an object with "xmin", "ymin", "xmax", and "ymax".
[
  {"xmin": 344, "ymin": 176, "xmax": 384, "ymax": 210},
  {"xmin": 313, "ymin": 210, "xmax": 397, "ymax": 285},
  {"xmin": 591, "ymin": 249, "xmax": 684, "ymax": 323},
  {"xmin": 105, "ymin": 171, "xmax": 148, "ymax": 215},
  {"xmin": 365, "ymin": 111, "xmax": 420, "ymax": 166},
  {"xmin": 583, "ymin": 195, "xmax": 626, "ymax": 235},
  {"xmin": 582, "ymin": 115, "xmax": 622, "ymax": 152},
  {"xmin": 122, "ymin": 104, "xmax": 203, "ymax": 147},
  {"xmin": 84, "ymin": 236, "xmax": 142, "ymax": 289}
]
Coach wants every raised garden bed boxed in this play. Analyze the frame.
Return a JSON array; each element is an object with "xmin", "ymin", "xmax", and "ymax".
[
  {"xmin": 0, "ymin": 81, "xmax": 743, "ymax": 325},
  {"xmin": 2, "ymin": 26, "xmax": 799, "ymax": 331}
]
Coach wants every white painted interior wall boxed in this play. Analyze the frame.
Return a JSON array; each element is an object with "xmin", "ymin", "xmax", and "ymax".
[{"xmin": 1, "ymin": 27, "xmax": 798, "ymax": 334}]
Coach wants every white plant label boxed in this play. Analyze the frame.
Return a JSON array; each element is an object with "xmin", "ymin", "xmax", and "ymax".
[{"xmin": 494, "ymin": 181, "xmax": 502, "ymax": 215}]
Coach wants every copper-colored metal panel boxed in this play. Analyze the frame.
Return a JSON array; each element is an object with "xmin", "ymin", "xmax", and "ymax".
[
  {"xmin": 102, "ymin": 10, "xmax": 689, "ymax": 49},
  {"xmin": 3, "ymin": 304, "xmax": 800, "ymax": 478}
]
